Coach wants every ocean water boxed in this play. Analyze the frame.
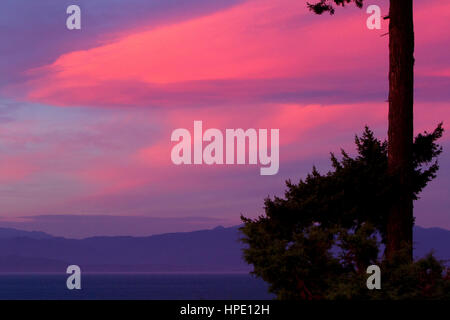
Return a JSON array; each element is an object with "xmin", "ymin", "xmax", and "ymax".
[{"xmin": 0, "ymin": 273, "xmax": 274, "ymax": 300}]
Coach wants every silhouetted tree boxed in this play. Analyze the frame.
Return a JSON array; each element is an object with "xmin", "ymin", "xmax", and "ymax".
[
  {"xmin": 241, "ymin": 125, "xmax": 449, "ymax": 299},
  {"xmin": 306, "ymin": 0, "xmax": 415, "ymax": 261}
]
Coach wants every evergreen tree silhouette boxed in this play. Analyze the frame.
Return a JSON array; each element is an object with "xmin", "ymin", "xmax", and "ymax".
[
  {"xmin": 307, "ymin": 0, "xmax": 415, "ymax": 261},
  {"xmin": 241, "ymin": 126, "xmax": 448, "ymax": 299}
]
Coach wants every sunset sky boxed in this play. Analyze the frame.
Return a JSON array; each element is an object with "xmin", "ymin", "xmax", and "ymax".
[{"xmin": 0, "ymin": 0, "xmax": 449, "ymax": 237}]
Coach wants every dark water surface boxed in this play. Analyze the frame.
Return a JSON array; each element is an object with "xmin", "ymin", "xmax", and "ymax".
[{"xmin": 0, "ymin": 273, "xmax": 274, "ymax": 300}]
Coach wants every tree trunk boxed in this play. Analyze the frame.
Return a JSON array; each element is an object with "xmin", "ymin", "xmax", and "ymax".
[{"xmin": 386, "ymin": 0, "xmax": 415, "ymax": 262}]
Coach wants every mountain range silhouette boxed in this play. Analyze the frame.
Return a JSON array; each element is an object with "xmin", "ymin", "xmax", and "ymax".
[{"xmin": 0, "ymin": 225, "xmax": 448, "ymax": 273}]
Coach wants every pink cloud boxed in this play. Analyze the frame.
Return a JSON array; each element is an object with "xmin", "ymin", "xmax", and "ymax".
[
  {"xmin": 70, "ymin": 99, "xmax": 449, "ymax": 201},
  {"xmin": 9, "ymin": 0, "xmax": 389, "ymax": 107},
  {"xmin": 1, "ymin": 100, "xmax": 448, "ymax": 219},
  {"xmin": 4, "ymin": 0, "xmax": 446, "ymax": 109},
  {"xmin": 0, "ymin": 158, "xmax": 37, "ymax": 183}
]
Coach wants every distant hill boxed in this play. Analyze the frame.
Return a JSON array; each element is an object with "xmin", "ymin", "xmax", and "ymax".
[
  {"xmin": 0, "ymin": 226, "xmax": 247, "ymax": 273},
  {"xmin": 413, "ymin": 226, "xmax": 450, "ymax": 262},
  {"xmin": 0, "ymin": 225, "xmax": 447, "ymax": 273},
  {"xmin": 0, "ymin": 227, "xmax": 53, "ymax": 240}
]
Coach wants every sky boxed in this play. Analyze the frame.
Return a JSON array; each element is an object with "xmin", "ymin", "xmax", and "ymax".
[{"xmin": 0, "ymin": 0, "xmax": 449, "ymax": 238}]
